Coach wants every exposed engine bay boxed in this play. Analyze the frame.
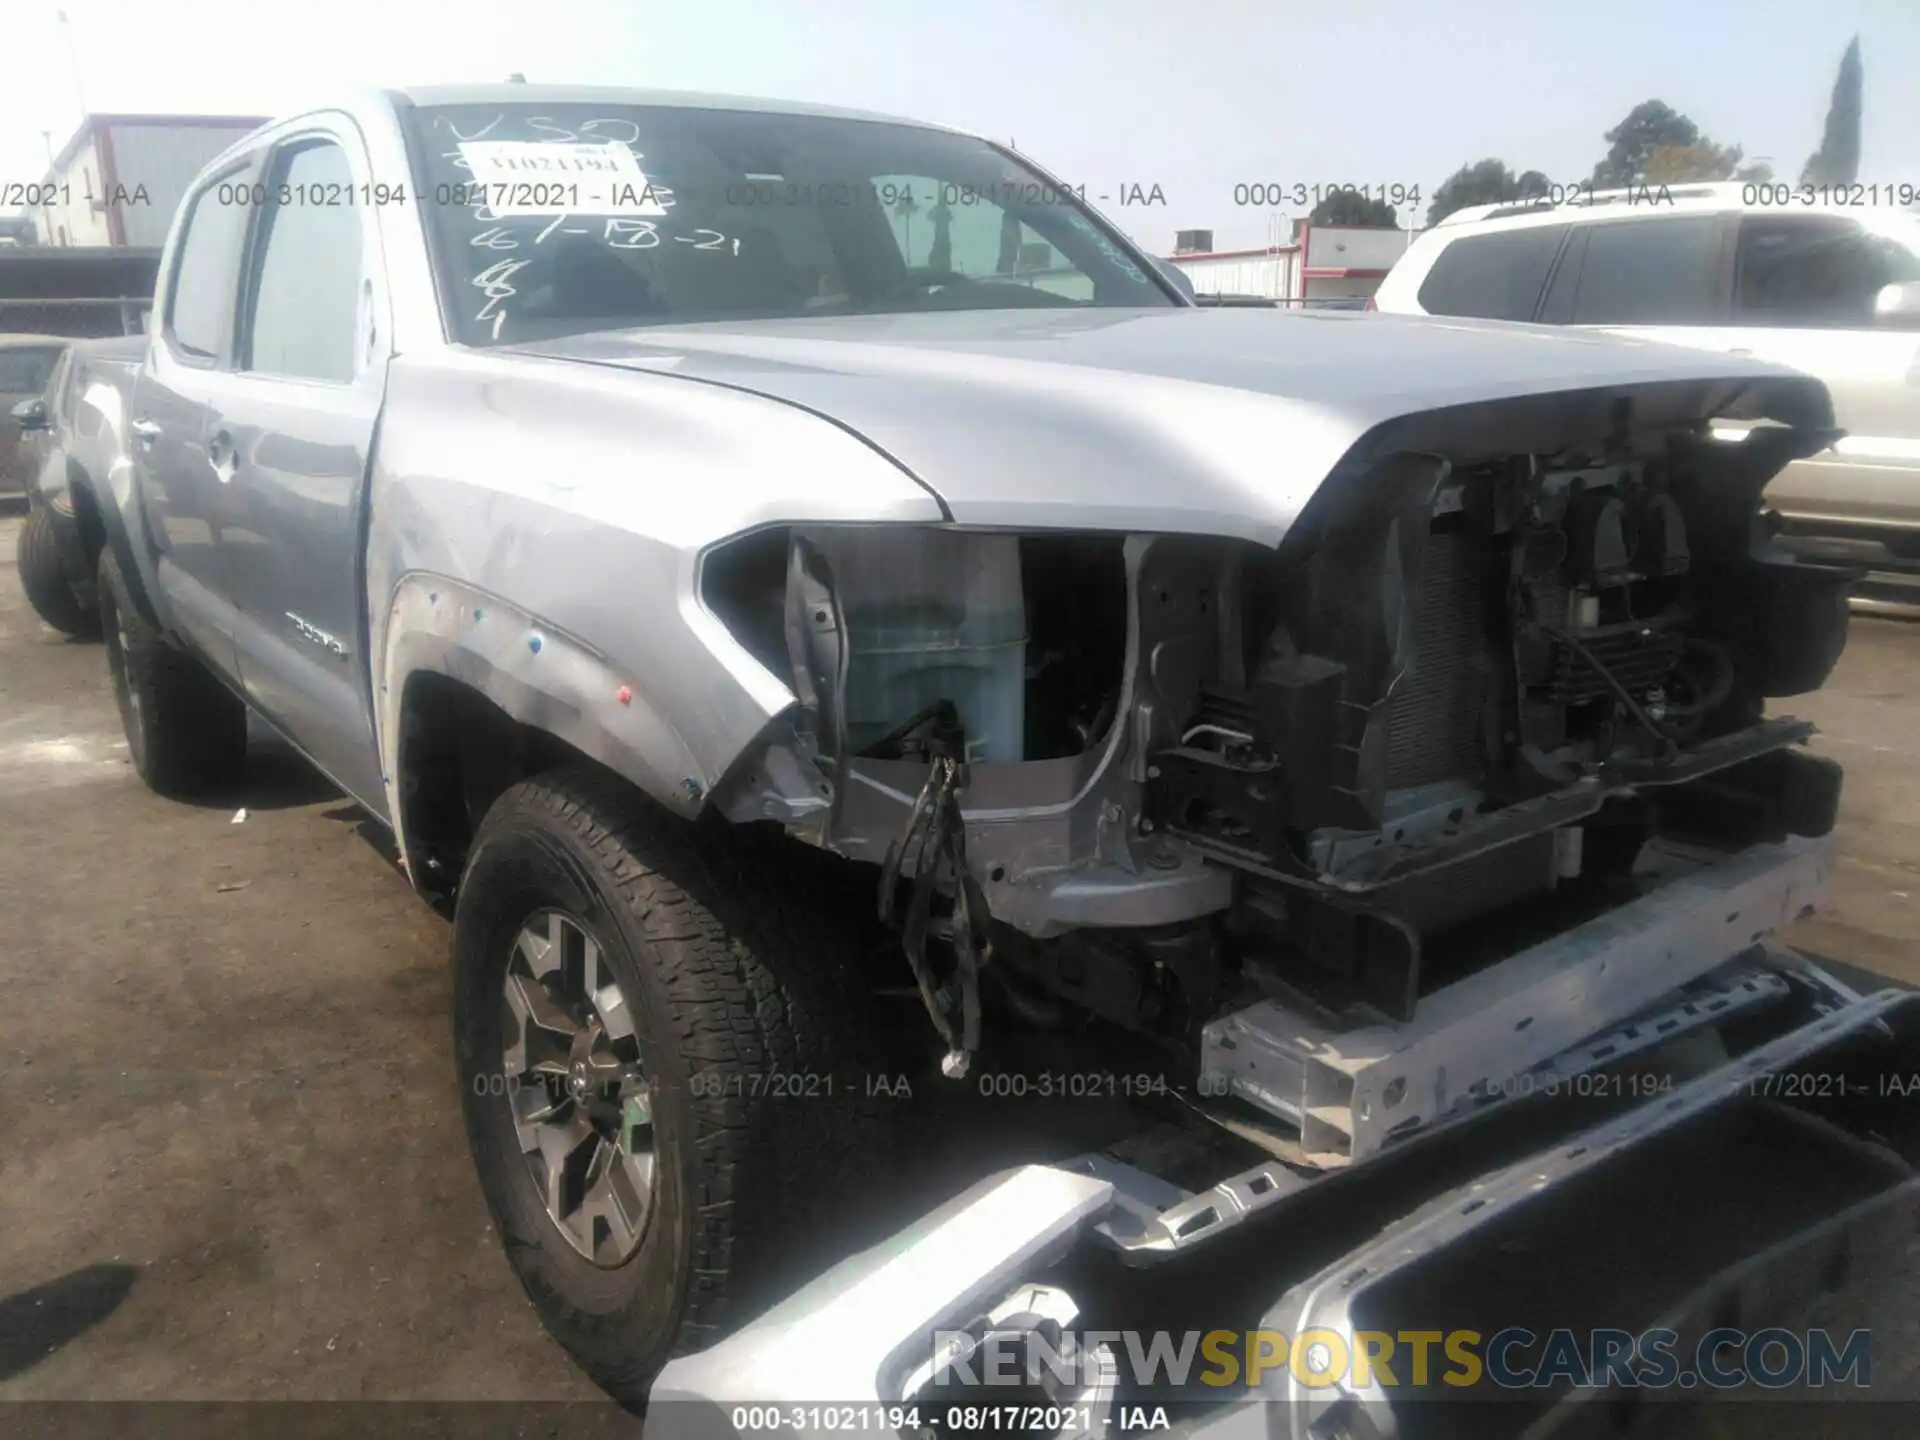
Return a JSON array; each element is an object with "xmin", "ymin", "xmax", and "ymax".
[{"xmin": 705, "ymin": 389, "xmax": 1857, "ymax": 1158}]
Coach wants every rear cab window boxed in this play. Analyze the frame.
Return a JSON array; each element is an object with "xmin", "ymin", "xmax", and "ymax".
[{"xmin": 1415, "ymin": 224, "xmax": 1568, "ymax": 320}]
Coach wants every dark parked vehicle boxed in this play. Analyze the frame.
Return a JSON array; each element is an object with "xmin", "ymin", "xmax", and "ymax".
[
  {"xmin": 11, "ymin": 335, "xmax": 143, "ymax": 638},
  {"xmin": 1, "ymin": 334, "xmax": 67, "ymax": 498},
  {"xmin": 8, "ymin": 337, "xmax": 108, "ymax": 638}
]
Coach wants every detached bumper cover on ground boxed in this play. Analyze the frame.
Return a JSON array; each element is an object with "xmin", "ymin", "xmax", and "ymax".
[{"xmin": 649, "ymin": 972, "xmax": 1920, "ymax": 1440}]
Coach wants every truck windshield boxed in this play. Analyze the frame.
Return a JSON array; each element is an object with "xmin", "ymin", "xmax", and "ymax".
[{"xmin": 406, "ymin": 103, "xmax": 1176, "ymax": 345}]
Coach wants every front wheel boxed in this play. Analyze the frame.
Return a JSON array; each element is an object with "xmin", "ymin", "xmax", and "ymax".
[{"xmin": 452, "ymin": 766, "xmax": 884, "ymax": 1405}]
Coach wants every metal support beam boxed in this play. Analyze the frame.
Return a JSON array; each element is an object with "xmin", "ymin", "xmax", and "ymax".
[{"xmin": 1200, "ymin": 836, "xmax": 1833, "ymax": 1163}]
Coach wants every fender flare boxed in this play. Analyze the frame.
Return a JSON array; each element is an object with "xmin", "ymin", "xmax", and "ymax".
[
  {"xmin": 375, "ymin": 572, "xmax": 728, "ymax": 885},
  {"xmin": 66, "ymin": 454, "xmax": 172, "ymax": 630},
  {"xmin": 67, "ymin": 372, "xmax": 171, "ymax": 633}
]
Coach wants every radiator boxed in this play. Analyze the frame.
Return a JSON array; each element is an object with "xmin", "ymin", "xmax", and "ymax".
[{"xmin": 1383, "ymin": 527, "xmax": 1499, "ymax": 790}]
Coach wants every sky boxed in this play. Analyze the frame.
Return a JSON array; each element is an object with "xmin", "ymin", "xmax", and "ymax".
[{"xmin": 3, "ymin": 0, "xmax": 1916, "ymax": 251}]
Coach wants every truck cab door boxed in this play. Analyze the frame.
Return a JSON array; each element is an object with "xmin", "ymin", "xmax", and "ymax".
[
  {"xmin": 205, "ymin": 120, "xmax": 392, "ymax": 814},
  {"xmin": 132, "ymin": 156, "xmax": 260, "ymax": 679}
]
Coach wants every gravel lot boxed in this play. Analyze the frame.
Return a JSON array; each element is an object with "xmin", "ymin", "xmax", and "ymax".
[{"xmin": 3, "ymin": 501, "xmax": 1918, "ymax": 1423}]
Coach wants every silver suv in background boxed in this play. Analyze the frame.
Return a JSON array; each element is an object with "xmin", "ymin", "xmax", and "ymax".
[{"xmin": 1373, "ymin": 183, "xmax": 1920, "ymax": 555}]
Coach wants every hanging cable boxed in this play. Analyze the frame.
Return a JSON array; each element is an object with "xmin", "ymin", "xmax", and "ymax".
[{"xmin": 876, "ymin": 701, "xmax": 990, "ymax": 1076}]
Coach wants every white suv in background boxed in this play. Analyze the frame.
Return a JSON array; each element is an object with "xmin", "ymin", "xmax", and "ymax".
[{"xmin": 1373, "ymin": 183, "xmax": 1920, "ymax": 555}]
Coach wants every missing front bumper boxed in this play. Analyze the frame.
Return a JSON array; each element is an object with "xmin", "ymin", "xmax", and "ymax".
[
  {"xmin": 1200, "ymin": 836, "xmax": 1834, "ymax": 1166},
  {"xmin": 646, "ymin": 971, "xmax": 1920, "ymax": 1440}
]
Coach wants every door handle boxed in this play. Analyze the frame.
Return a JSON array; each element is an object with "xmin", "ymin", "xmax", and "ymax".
[
  {"xmin": 1729, "ymin": 348, "xmax": 1754, "ymax": 357},
  {"xmin": 207, "ymin": 428, "xmax": 237, "ymax": 484},
  {"xmin": 130, "ymin": 418, "xmax": 161, "ymax": 448}
]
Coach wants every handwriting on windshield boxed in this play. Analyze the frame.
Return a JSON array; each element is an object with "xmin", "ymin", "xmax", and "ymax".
[
  {"xmin": 439, "ymin": 113, "xmax": 755, "ymax": 336},
  {"xmin": 434, "ymin": 114, "xmax": 645, "ymax": 145},
  {"xmin": 433, "ymin": 114, "xmax": 504, "ymax": 143},
  {"xmin": 472, "ymin": 258, "xmax": 529, "ymax": 339},
  {"xmin": 467, "ymin": 218, "xmax": 732, "ymax": 250}
]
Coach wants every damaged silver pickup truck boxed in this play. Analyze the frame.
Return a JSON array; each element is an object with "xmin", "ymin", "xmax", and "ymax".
[{"xmin": 64, "ymin": 83, "xmax": 1920, "ymax": 1434}]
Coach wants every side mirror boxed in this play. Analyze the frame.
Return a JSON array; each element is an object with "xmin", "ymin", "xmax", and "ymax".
[
  {"xmin": 9, "ymin": 397, "xmax": 49, "ymax": 431},
  {"xmin": 1151, "ymin": 256, "xmax": 1197, "ymax": 302},
  {"xmin": 1873, "ymin": 280, "xmax": 1920, "ymax": 330}
]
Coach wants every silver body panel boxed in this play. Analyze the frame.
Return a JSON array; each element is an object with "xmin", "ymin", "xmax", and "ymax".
[
  {"xmin": 650, "ymin": 1164, "xmax": 1115, "ymax": 1418},
  {"xmin": 1229, "ymin": 985, "xmax": 1920, "ymax": 1439},
  {"xmin": 58, "ymin": 342, "xmax": 145, "ymax": 516},
  {"xmin": 365, "ymin": 345, "xmax": 944, "ymax": 829},
  {"xmin": 647, "ymin": 965, "xmax": 1918, "ymax": 1438},
  {"xmin": 519, "ymin": 309, "xmax": 1827, "ymax": 549},
  {"xmin": 74, "ymin": 84, "xmax": 1834, "ymax": 895},
  {"xmin": 26, "ymin": 337, "xmax": 143, "ymax": 587}
]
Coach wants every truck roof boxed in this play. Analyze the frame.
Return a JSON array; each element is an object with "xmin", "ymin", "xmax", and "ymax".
[{"xmin": 382, "ymin": 83, "xmax": 961, "ymax": 135}]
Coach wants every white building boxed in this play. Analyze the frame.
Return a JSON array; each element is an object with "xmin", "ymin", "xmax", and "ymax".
[
  {"xmin": 31, "ymin": 113, "xmax": 268, "ymax": 248},
  {"xmin": 1165, "ymin": 219, "xmax": 1417, "ymax": 304}
]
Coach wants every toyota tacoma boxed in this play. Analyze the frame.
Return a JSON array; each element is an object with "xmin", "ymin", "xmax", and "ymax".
[{"xmin": 61, "ymin": 83, "xmax": 1920, "ymax": 1436}]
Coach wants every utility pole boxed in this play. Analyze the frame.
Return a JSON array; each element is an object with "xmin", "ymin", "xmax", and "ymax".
[{"xmin": 57, "ymin": 8, "xmax": 88, "ymax": 115}]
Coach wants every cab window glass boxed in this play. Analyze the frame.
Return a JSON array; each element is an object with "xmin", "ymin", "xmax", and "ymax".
[
  {"xmin": 166, "ymin": 175, "xmax": 252, "ymax": 360},
  {"xmin": 241, "ymin": 141, "xmax": 364, "ymax": 382}
]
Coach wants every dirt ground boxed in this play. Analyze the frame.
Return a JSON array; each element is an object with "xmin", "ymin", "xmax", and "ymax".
[{"xmin": 3, "ymin": 502, "xmax": 1919, "ymax": 1419}]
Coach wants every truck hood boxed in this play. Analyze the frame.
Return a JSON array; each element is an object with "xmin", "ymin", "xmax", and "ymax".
[{"xmin": 513, "ymin": 307, "xmax": 1833, "ymax": 548}]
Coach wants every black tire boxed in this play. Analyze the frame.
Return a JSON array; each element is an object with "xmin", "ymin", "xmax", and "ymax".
[
  {"xmin": 98, "ymin": 546, "xmax": 248, "ymax": 795},
  {"xmin": 453, "ymin": 766, "xmax": 888, "ymax": 1406},
  {"xmin": 17, "ymin": 505, "xmax": 98, "ymax": 639}
]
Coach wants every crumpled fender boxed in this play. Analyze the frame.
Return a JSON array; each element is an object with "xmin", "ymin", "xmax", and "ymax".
[{"xmin": 363, "ymin": 349, "xmax": 945, "ymax": 880}]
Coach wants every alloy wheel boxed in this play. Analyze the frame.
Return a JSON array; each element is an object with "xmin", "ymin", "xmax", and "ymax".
[{"xmin": 500, "ymin": 909, "xmax": 656, "ymax": 1266}]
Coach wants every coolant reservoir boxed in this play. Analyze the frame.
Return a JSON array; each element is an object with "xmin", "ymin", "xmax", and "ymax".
[{"xmin": 798, "ymin": 528, "xmax": 1028, "ymax": 762}]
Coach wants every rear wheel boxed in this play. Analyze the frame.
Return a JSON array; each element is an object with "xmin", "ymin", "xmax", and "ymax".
[
  {"xmin": 17, "ymin": 505, "xmax": 98, "ymax": 639},
  {"xmin": 453, "ymin": 766, "xmax": 886, "ymax": 1405},
  {"xmin": 98, "ymin": 547, "xmax": 248, "ymax": 795}
]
